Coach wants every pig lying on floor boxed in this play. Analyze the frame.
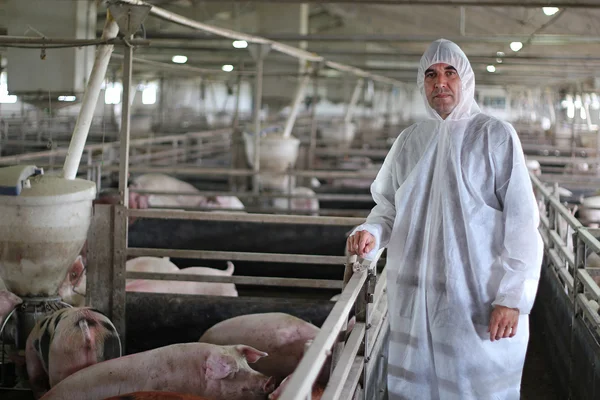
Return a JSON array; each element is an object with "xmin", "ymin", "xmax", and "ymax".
[
  {"xmin": 26, "ymin": 307, "xmax": 121, "ymax": 399},
  {"xmin": 40, "ymin": 343, "xmax": 275, "ymax": 400},
  {"xmin": 198, "ymin": 312, "xmax": 355, "ymax": 385},
  {"xmin": 59, "ymin": 256, "xmax": 238, "ymax": 307},
  {"xmin": 130, "ymin": 173, "xmax": 244, "ymax": 211}
]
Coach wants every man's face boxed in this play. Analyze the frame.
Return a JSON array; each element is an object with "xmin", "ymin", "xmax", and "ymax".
[{"xmin": 424, "ymin": 63, "xmax": 462, "ymax": 119}]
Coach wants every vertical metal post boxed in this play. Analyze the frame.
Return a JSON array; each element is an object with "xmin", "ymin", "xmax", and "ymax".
[
  {"xmin": 308, "ymin": 68, "xmax": 319, "ymax": 170},
  {"xmin": 86, "ymin": 149, "xmax": 93, "ymax": 181},
  {"xmin": 119, "ymin": 37, "xmax": 133, "ymax": 208},
  {"xmin": 113, "ymin": 33, "xmax": 134, "ymax": 347},
  {"xmin": 229, "ymin": 70, "xmax": 243, "ymax": 191},
  {"xmin": 249, "ymin": 44, "xmax": 270, "ymax": 195}
]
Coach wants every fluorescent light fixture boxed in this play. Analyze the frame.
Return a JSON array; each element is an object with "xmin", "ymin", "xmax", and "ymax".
[
  {"xmin": 172, "ymin": 55, "xmax": 188, "ymax": 64},
  {"xmin": 510, "ymin": 42, "xmax": 523, "ymax": 52},
  {"xmin": 567, "ymin": 104, "xmax": 575, "ymax": 119},
  {"xmin": 496, "ymin": 51, "xmax": 505, "ymax": 57},
  {"xmin": 222, "ymin": 64, "xmax": 234, "ymax": 72},
  {"xmin": 486, "ymin": 65, "xmax": 496, "ymax": 73},
  {"xmin": 581, "ymin": 106, "xmax": 587, "ymax": 120},
  {"xmin": 58, "ymin": 95, "xmax": 76, "ymax": 102},
  {"xmin": 543, "ymin": 7, "xmax": 559, "ymax": 16},
  {"xmin": 575, "ymin": 95, "xmax": 582, "ymax": 109},
  {"xmin": 496, "ymin": 58, "xmax": 503, "ymax": 64},
  {"xmin": 232, "ymin": 40, "xmax": 248, "ymax": 49}
]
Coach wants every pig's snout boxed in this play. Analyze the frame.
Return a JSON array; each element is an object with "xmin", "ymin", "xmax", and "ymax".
[{"xmin": 263, "ymin": 376, "xmax": 276, "ymax": 393}]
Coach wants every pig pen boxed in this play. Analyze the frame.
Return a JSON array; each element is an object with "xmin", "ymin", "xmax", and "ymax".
[
  {"xmin": 529, "ymin": 174, "xmax": 600, "ymax": 399},
  {"xmin": 81, "ymin": 205, "xmax": 389, "ymax": 400}
]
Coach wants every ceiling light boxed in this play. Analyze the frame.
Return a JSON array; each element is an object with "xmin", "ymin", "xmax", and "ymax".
[
  {"xmin": 172, "ymin": 55, "xmax": 187, "ymax": 64},
  {"xmin": 232, "ymin": 40, "xmax": 248, "ymax": 49},
  {"xmin": 487, "ymin": 65, "xmax": 496, "ymax": 73},
  {"xmin": 510, "ymin": 42, "xmax": 523, "ymax": 52},
  {"xmin": 496, "ymin": 58, "xmax": 503, "ymax": 64},
  {"xmin": 543, "ymin": 7, "xmax": 560, "ymax": 16},
  {"xmin": 222, "ymin": 64, "xmax": 234, "ymax": 72},
  {"xmin": 58, "ymin": 95, "xmax": 76, "ymax": 102},
  {"xmin": 496, "ymin": 51, "xmax": 505, "ymax": 57}
]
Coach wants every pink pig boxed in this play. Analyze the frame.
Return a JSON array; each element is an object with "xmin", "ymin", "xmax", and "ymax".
[
  {"xmin": 40, "ymin": 343, "xmax": 275, "ymax": 400},
  {"xmin": 198, "ymin": 313, "xmax": 354, "ymax": 384},
  {"xmin": 26, "ymin": 307, "xmax": 121, "ymax": 399}
]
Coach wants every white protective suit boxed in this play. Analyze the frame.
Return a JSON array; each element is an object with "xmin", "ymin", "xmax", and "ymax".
[{"xmin": 352, "ymin": 39, "xmax": 543, "ymax": 399}]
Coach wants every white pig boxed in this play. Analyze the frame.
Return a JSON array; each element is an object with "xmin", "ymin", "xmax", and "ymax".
[
  {"xmin": 198, "ymin": 312, "xmax": 354, "ymax": 384},
  {"xmin": 126, "ymin": 257, "xmax": 238, "ymax": 297},
  {"xmin": 26, "ymin": 307, "xmax": 121, "ymax": 399},
  {"xmin": 130, "ymin": 174, "xmax": 244, "ymax": 211},
  {"xmin": 130, "ymin": 173, "xmax": 207, "ymax": 208},
  {"xmin": 59, "ymin": 257, "xmax": 238, "ymax": 307},
  {"xmin": 39, "ymin": 343, "xmax": 276, "ymax": 400}
]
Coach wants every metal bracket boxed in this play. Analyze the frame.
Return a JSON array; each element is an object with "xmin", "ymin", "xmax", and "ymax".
[{"xmin": 108, "ymin": 2, "xmax": 151, "ymax": 37}]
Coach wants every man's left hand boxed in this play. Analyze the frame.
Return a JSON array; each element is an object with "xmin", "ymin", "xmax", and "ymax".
[{"xmin": 488, "ymin": 305, "xmax": 519, "ymax": 342}]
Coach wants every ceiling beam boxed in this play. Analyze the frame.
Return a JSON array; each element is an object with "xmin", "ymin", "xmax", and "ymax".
[{"xmin": 137, "ymin": 1, "xmax": 600, "ymax": 8}]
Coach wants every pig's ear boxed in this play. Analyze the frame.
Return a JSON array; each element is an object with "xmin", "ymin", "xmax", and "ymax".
[
  {"xmin": 69, "ymin": 256, "xmax": 85, "ymax": 283},
  {"xmin": 235, "ymin": 345, "xmax": 268, "ymax": 363},
  {"xmin": 205, "ymin": 352, "xmax": 238, "ymax": 380}
]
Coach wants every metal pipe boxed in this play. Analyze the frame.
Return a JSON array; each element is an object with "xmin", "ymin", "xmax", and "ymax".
[
  {"xmin": 308, "ymin": 69, "xmax": 319, "ymax": 170},
  {"xmin": 279, "ymin": 271, "xmax": 368, "ymax": 400},
  {"xmin": 127, "ymin": 247, "xmax": 347, "ymax": 265},
  {"xmin": 282, "ymin": 69, "xmax": 312, "ymax": 139},
  {"xmin": 101, "ymin": 165, "xmax": 379, "ymax": 179},
  {"xmin": 134, "ymin": 0, "xmax": 600, "ymax": 6},
  {"xmin": 119, "ymin": 36, "xmax": 133, "ymax": 207},
  {"xmin": 0, "ymin": 35, "xmax": 148, "ymax": 46},
  {"xmin": 127, "ymin": 208, "xmax": 365, "ymax": 226},
  {"xmin": 252, "ymin": 44, "xmax": 267, "ymax": 194},
  {"xmin": 62, "ymin": 15, "xmax": 119, "ymax": 180},
  {"xmin": 345, "ymin": 79, "xmax": 364, "ymax": 125},
  {"xmin": 126, "ymin": 271, "xmax": 343, "ymax": 289}
]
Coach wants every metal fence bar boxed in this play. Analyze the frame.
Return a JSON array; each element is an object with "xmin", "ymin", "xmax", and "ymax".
[
  {"xmin": 127, "ymin": 247, "xmax": 347, "ymax": 265},
  {"xmin": 127, "ymin": 208, "xmax": 365, "ymax": 226},
  {"xmin": 278, "ymin": 271, "xmax": 369, "ymax": 400},
  {"xmin": 321, "ymin": 322, "xmax": 366, "ymax": 400},
  {"xmin": 126, "ymin": 271, "xmax": 343, "ymax": 289}
]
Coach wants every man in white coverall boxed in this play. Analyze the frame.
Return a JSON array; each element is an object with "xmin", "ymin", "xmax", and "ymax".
[{"xmin": 347, "ymin": 39, "xmax": 543, "ymax": 400}]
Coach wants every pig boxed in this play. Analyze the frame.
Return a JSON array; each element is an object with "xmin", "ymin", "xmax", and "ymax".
[
  {"xmin": 103, "ymin": 393, "xmax": 211, "ymax": 400},
  {"xmin": 59, "ymin": 257, "xmax": 238, "ymax": 307},
  {"xmin": 201, "ymin": 195, "xmax": 245, "ymax": 211},
  {"xmin": 129, "ymin": 173, "xmax": 244, "ymax": 211},
  {"xmin": 268, "ymin": 373, "xmax": 325, "ymax": 400},
  {"xmin": 0, "ymin": 289, "xmax": 22, "ymax": 328},
  {"xmin": 129, "ymin": 173, "xmax": 205, "ymax": 208},
  {"xmin": 198, "ymin": 313, "xmax": 354, "ymax": 384},
  {"xmin": 125, "ymin": 257, "xmax": 238, "ymax": 297},
  {"xmin": 273, "ymin": 187, "xmax": 319, "ymax": 216},
  {"xmin": 40, "ymin": 343, "xmax": 276, "ymax": 400},
  {"xmin": 57, "ymin": 256, "xmax": 87, "ymax": 308},
  {"xmin": 26, "ymin": 307, "xmax": 121, "ymax": 399}
]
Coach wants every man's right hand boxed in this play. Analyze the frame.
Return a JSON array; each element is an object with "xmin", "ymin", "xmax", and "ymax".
[{"xmin": 346, "ymin": 230, "xmax": 376, "ymax": 258}]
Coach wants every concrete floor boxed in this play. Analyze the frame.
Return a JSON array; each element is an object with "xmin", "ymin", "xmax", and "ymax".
[{"xmin": 521, "ymin": 318, "xmax": 561, "ymax": 400}]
